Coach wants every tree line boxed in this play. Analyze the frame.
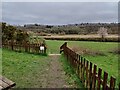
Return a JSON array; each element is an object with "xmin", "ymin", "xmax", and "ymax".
[{"xmin": 18, "ymin": 23, "xmax": 118, "ymax": 35}]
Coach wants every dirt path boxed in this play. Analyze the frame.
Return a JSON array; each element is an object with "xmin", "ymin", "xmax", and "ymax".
[{"xmin": 41, "ymin": 55, "xmax": 70, "ymax": 88}]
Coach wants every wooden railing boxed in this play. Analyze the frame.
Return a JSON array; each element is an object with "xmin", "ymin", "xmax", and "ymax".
[
  {"xmin": 60, "ymin": 42, "xmax": 117, "ymax": 89},
  {"xmin": 2, "ymin": 41, "xmax": 46, "ymax": 54}
]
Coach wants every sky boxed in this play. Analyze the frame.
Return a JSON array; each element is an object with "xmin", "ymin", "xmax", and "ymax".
[
  {"xmin": 1, "ymin": 0, "xmax": 120, "ymax": 2},
  {"xmin": 1, "ymin": 1, "xmax": 118, "ymax": 25}
]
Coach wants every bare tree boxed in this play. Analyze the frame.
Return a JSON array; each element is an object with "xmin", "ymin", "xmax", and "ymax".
[{"xmin": 97, "ymin": 27, "xmax": 108, "ymax": 41}]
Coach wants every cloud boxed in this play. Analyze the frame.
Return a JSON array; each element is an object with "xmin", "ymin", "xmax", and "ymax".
[{"xmin": 2, "ymin": 2, "xmax": 118, "ymax": 25}]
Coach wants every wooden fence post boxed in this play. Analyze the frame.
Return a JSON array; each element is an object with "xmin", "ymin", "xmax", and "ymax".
[
  {"xmin": 110, "ymin": 76, "xmax": 116, "ymax": 90},
  {"xmin": 82, "ymin": 58, "xmax": 85, "ymax": 85},
  {"xmin": 97, "ymin": 68, "xmax": 102, "ymax": 90},
  {"xmin": 92, "ymin": 64, "xmax": 97, "ymax": 90},
  {"xmin": 80, "ymin": 56, "xmax": 83, "ymax": 80},
  {"xmin": 103, "ymin": 72, "xmax": 108, "ymax": 90},
  {"xmin": 85, "ymin": 60, "xmax": 89, "ymax": 88},
  {"xmin": 88, "ymin": 62, "xmax": 92, "ymax": 89}
]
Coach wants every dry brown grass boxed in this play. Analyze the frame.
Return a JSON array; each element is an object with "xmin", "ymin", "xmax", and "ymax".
[
  {"xmin": 71, "ymin": 46, "xmax": 105, "ymax": 56},
  {"xmin": 41, "ymin": 34, "xmax": 118, "ymax": 38},
  {"xmin": 109, "ymin": 48, "xmax": 120, "ymax": 54},
  {"xmin": 41, "ymin": 34, "xmax": 119, "ymax": 42}
]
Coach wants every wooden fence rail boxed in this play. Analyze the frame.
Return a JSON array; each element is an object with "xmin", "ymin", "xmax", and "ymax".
[
  {"xmin": 2, "ymin": 41, "xmax": 46, "ymax": 54},
  {"xmin": 60, "ymin": 42, "xmax": 117, "ymax": 90}
]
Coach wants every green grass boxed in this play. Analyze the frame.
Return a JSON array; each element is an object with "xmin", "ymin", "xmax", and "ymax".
[
  {"xmin": 85, "ymin": 54, "xmax": 118, "ymax": 87},
  {"xmin": 59, "ymin": 54, "xmax": 84, "ymax": 88},
  {"xmin": 46, "ymin": 40, "xmax": 119, "ymax": 88},
  {"xmin": 2, "ymin": 48, "xmax": 50, "ymax": 88},
  {"xmin": 68, "ymin": 41, "xmax": 118, "ymax": 52},
  {"xmin": 46, "ymin": 40, "xmax": 118, "ymax": 54},
  {"xmin": 46, "ymin": 40, "xmax": 66, "ymax": 54},
  {"xmin": 2, "ymin": 40, "xmax": 119, "ymax": 88}
]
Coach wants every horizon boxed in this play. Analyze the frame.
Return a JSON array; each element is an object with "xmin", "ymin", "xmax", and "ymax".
[{"xmin": 1, "ymin": 22, "xmax": 118, "ymax": 26}]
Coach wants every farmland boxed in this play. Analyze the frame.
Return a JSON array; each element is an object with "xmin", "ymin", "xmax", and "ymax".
[
  {"xmin": 42, "ymin": 34, "xmax": 118, "ymax": 39},
  {"xmin": 41, "ymin": 34, "xmax": 119, "ymax": 42}
]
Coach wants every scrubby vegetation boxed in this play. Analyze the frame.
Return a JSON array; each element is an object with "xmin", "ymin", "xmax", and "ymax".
[
  {"xmin": 2, "ymin": 22, "xmax": 29, "ymax": 44},
  {"xmin": 2, "ymin": 22, "xmax": 45, "ymax": 45},
  {"xmin": 16, "ymin": 23, "xmax": 118, "ymax": 35}
]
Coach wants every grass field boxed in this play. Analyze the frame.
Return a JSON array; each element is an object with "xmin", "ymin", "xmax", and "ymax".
[
  {"xmin": 2, "ymin": 40, "xmax": 119, "ymax": 88},
  {"xmin": 2, "ymin": 48, "xmax": 50, "ymax": 88},
  {"xmin": 2, "ymin": 48, "xmax": 84, "ymax": 88},
  {"xmin": 46, "ymin": 40, "xmax": 118, "ymax": 53},
  {"xmin": 46, "ymin": 40, "xmax": 119, "ymax": 87}
]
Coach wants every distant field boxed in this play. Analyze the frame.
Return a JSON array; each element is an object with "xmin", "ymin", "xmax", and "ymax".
[
  {"xmin": 42, "ymin": 34, "xmax": 118, "ymax": 38},
  {"xmin": 41, "ymin": 34, "xmax": 119, "ymax": 42},
  {"xmin": 46, "ymin": 40, "xmax": 118, "ymax": 54}
]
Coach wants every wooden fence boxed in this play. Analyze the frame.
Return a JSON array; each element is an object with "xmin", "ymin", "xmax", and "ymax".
[
  {"xmin": 60, "ymin": 42, "xmax": 117, "ymax": 90},
  {"xmin": 2, "ymin": 41, "xmax": 46, "ymax": 54}
]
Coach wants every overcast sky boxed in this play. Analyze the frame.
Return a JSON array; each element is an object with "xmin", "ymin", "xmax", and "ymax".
[{"xmin": 2, "ymin": 2, "xmax": 118, "ymax": 25}]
